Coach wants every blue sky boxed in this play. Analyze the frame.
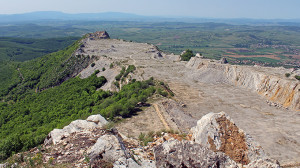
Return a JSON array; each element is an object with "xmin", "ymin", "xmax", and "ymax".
[{"xmin": 0, "ymin": 0, "xmax": 299, "ymax": 19}]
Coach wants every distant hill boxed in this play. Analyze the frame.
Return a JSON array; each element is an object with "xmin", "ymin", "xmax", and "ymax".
[
  {"xmin": 0, "ymin": 11, "xmax": 156, "ymax": 23},
  {"xmin": 0, "ymin": 11, "xmax": 300, "ymax": 25}
]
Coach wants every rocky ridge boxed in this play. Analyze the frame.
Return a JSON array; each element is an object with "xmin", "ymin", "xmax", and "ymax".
[
  {"xmin": 4, "ymin": 112, "xmax": 280, "ymax": 168},
  {"xmin": 71, "ymin": 33, "xmax": 299, "ymax": 163}
]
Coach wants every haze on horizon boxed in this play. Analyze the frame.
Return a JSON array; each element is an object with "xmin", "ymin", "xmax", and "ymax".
[{"xmin": 0, "ymin": 0, "xmax": 300, "ymax": 19}]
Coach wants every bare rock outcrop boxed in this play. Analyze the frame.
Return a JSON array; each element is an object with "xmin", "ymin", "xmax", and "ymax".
[
  {"xmin": 0, "ymin": 163, "xmax": 7, "ymax": 168},
  {"xmin": 88, "ymin": 134, "xmax": 125, "ymax": 163},
  {"xmin": 114, "ymin": 157, "xmax": 156, "ymax": 168},
  {"xmin": 220, "ymin": 57, "xmax": 228, "ymax": 64},
  {"xmin": 86, "ymin": 114, "xmax": 108, "ymax": 126},
  {"xmin": 41, "ymin": 114, "xmax": 155, "ymax": 167},
  {"xmin": 152, "ymin": 52, "xmax": 163, "ymax": 59},
  {"xmin": 191, "ymin": 112, "xmax": 280, "ymax": 167},
  {"xmin": 195, "ymin": 53, "xmax": 203, "ymax": 58},
  {"xmin": 6, "ymin": 112, "xmax": 282, "ymax": 168},
  {"xmin": 154, "ymin": 139, "xmax": 238, "ymax": 168},
  {"xmin": 44, "ymin": 114, "xmax": 108, "ymax": 145},
  {"xmin": 87, "ymin": 31, "xmax": 110, "ymax": 40}
]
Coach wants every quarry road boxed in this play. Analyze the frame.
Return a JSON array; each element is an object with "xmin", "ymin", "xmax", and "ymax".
[
  {"xmin": 153, "ymin": 103, "xmax": 171, "ymax": 130},
  {"xmin": 80, "ymin": 38, "xmax": 300, "ymax": 165}
]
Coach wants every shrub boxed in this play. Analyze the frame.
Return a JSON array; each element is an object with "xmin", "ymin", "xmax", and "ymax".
[
  {"xmin": 295, "ymin": 75, "xmax": 300, "ymax": 80},
  {"xmin": 138, "ymin": 132, "xmax": 154, "ymax": 146},
  {"xmin": 285, "ymin": 73, "xmax": 291, "ymax": 77},
  {"xmin": 123, "ymin": 65, "xmax": 136, "ymax": 77},
  {"xmin": 157, "ymin": 88, "xmax": 168, "ymax": 97},
  {"xmin": 103, "ymin": 122, "xmax": 115, "ymax": 131},
  {"xmin": 180, "ymin": 49, "xmax": 195, "ymax": 61},
  {"xmin": 115, "ymin": 65, "xmax": 136, "ymax": 80},
  {"xmin": 91, "ymin": 63, "xmax": 95, "ymax": 67},
  {"xmin": 102, "ymin": 67, "xmax": 106, "ymax": 71},
  {"xmin": 110, "ymin": 63, "xmax": 114, "ymax": 69},
  {"xmin": 114, "ymin": 81, "xmax": 120, "ymax": 88},
  {"xmin": 115, "ymin": 74, "xmax": 122, "ymax": 81}
]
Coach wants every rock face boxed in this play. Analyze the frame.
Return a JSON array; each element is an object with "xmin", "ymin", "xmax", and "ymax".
[
  {"xmin": 154, "ymin": 139, "xmax": 238, "ymax": 168},
  {"xmin": 187, "ymin": 57, "xmax": 300, "ymax": 110},
  {"xmin": 191, "ymin": 112, "xmax": 280, "ymax": 167}
]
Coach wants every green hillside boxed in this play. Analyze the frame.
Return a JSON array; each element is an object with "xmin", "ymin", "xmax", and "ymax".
[
  {"xmin": 0, "ymin": 36, "xmax": 80, "ymax": 100},
  {"xmin": 0, "ymin": 37, "xmax": 79, "ymax": 62},
  {"xmin": 0, "ymin": 37, "xmax": 93, "ymax": 101},
  {"xmin": 0, "ymin": 34, "xmax": 158, "ymax": 161}
]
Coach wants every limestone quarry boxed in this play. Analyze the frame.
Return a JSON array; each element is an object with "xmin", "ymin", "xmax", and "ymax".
[{"xmin": 3, "ymin": 32, "xmax": 300, "ymax": 167}]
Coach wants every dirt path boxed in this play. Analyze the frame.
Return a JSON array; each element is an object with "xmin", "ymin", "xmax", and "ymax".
[{"xmin": 153, "ymin": 103, "xmax": 170, "ymax": 130}]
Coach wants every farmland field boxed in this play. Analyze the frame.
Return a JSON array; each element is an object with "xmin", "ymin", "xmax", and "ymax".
[{"xmin": 0, "ymin": 21, "xmax": 299, "ymax": 67}]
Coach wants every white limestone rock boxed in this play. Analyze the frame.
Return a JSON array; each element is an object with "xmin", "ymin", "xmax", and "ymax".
[
  {"xmin": 44, "ymin": 114, "xmax": 108, "ymax": 145},
  {"xmin": 113, "ymin": 157, "xmax": 156, "ymax": 168},
  {"xmin": 86, "ymin": 114, "xmax": 108, "ymax": 127},
  {"xmin": 88, "ymin": 134, "xmax": 124, "ymax": 163},
  {"xmin": 154, "ymin": 138, "xmax": 238, "ymax": 168}
]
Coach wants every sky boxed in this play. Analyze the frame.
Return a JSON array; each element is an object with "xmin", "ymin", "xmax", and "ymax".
[{"xmin": 0, "ymin": 0, "xmax": 300, "ymax": 19}]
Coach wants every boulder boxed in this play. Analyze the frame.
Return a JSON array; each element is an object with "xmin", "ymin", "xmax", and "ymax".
[
  {"xmin": 45, "ymin": 120, "xmax": 98, "ymax": 145},
  {"xmin": 220, "ymin": 57, "xmax": 228, "ymax": 64},
  {"xmin": 86, "ymin": 114, "xmax": 108, "ymax": 127},
  {"xmin": 88, "ymin": 134, "xmax": 125, "ymax": 163},
  {"xmin": 0, "ymin": 163, "xmax": 7, "ymax": 168},
  {"xmin": 152, "ymin": 52, "xmax": 163, "ymax": 59},
  {"xmin": 44, "ymin": 114, "xmax": 108, "ymax": 145},
  {"xmin": 191, "ymin": 112, "xmax": 280, "ymax": 167},
  {"xmin": 195, "ymin": 53, "xmax": 203, "ymax": 58},
  {"xmin": 154, "ymin": 139, "xmax": 238, "ymax": 168}
]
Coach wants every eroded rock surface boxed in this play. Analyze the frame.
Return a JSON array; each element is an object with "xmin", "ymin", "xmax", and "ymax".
[
  {"xmin": 154, "ymin": 139, "xmax": 238, "ymax": 168},
  {"xmin": 191, "ymin": 112, "xmax": 280, "ymax": 167}
]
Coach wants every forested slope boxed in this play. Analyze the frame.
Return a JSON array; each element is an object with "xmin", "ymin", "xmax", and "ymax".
[
  {"xmin": 0, "ymin": 35, "xmax": 159, "ymax": 161},
  {"xmin": 0, "ymin": 38, "xmax": 90, "ymax": 101}
]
